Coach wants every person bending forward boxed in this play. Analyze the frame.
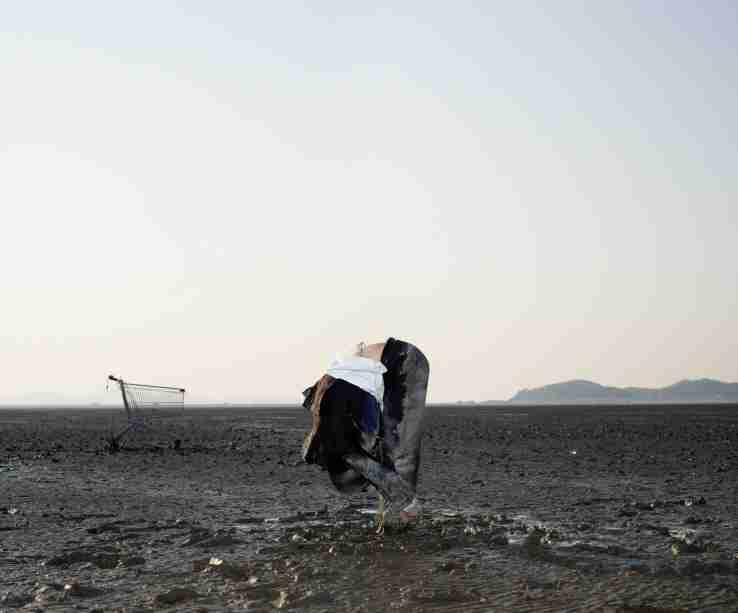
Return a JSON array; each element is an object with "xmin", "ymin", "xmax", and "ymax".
[{"xmin": 302, "ymin": 338, "xmax": 430, "ymax": 532}]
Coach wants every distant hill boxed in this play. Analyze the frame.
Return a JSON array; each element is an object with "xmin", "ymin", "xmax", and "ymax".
[{"xmin": 508, "ymin": 378, "xmax": 738, "ymax": 404}]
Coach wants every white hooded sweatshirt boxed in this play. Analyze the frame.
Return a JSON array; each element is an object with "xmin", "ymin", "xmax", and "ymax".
[{"xmin": 326, "ymin": 355, "xmax": 386, "ymax": 410}]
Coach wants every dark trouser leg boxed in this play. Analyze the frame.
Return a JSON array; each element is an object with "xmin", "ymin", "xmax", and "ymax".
[
  {"xmin": 329, "ymin": 467, "xmax": 365, "ymax": 494},
  {"xmin": 382, "ymin": 344, "xmax": 430, "ymax": 497},
  {"xmin": 343, "ymin": 453, "xmax": 415, "ymax": 511}
]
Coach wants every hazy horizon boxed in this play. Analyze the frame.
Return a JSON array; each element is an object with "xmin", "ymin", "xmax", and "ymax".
[
  {"xmin": 2, "ymin": 2, "xmax": 736, "ymax": 404},
  {"xmin": 0, "ymin": 378, "xmax": 738, "ymax": 409},
  {"xmin": 2, "ymin": 375, "xmax": 736, "ymax": 408}
]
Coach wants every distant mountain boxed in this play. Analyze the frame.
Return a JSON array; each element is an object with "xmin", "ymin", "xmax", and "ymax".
[{"xmin": 508, "ymin": 378, "xmax": 738, "ymax": 404}]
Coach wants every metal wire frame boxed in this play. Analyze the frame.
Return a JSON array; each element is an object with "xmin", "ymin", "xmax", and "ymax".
[{"xmin": 106, "ymin": 375, "xmax": 186, "ymax": 449}]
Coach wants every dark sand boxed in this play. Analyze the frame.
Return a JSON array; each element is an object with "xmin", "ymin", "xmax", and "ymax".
[{"xmin": 1, "ymin": 404, "xmax": 737, "ymax": 612}]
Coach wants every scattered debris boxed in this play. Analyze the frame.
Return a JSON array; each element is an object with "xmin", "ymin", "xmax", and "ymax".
[
  {"xmin": 63, "ymin": 580, "xmax": 103, "ymax": 598},
  {"xmin": 206, "ymin": 556, "xmax": 248, "ymax": 579},
  {"xmin": 684, "ymin": 496, "xmax": 707, "ymax": 507},
  {"xmin": 32, "ymin": 582, "xmax": 66, "ymax": 606},
  {"xmin": 670, "ymin": 529, "xmax": 720, "ymax": 556},
  {"xmin": 464, "ymin": 524, "xmax": 480, "ymax": 536},
  {"xmin": 272, "ymin": 589, "xmax": 288, "ymax": 609}
]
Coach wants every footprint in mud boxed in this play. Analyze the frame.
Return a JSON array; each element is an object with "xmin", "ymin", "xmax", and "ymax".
[
  {"xmin": 153, "ymin": 586, "xmax": 201, "ymax": 606},
  {"xmin": 181, "ymin": 527, "xmax": 242, "ymax": 548},
  {"xmin": 45, "ymin": 546, "xmax": 146, "ymax": 569}
]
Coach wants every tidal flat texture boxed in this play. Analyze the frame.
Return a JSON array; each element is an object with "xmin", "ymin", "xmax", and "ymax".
[{"xmin": 1, "ymin": 404, "xmax": 737, "ymax": 612}]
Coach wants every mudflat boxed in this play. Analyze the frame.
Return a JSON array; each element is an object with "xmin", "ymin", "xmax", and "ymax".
[{"xmin": 1, "ymin": 404, "xmax": 737, "ymax": 612}]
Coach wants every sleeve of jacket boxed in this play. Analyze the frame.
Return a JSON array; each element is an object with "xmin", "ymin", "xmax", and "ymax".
[{"xmin": 301, "ymin": 374, "xmax": 335, "ymax": 464}]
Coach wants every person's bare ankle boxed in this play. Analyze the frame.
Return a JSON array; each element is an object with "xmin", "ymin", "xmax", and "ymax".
[{"xmin": 399, "ymin": 497, "xmax": 421, "ymax": 523}]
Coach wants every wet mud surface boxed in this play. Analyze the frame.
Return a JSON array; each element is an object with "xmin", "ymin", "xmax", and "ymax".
[{"xmin": 1, "ymin": 404, "xmax": 737, "ymax": 612}]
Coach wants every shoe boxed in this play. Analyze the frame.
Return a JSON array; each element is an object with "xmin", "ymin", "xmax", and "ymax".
[
  {"xmin": 399, "ymin": 497, "xmax": 422, "ymax": 522},
  {"xmin": 376, "ymin": 496, "xmax": 421, "ymax": 534}
]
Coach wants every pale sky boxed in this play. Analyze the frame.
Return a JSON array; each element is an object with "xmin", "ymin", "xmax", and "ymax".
[{"xmin": 1, "ymin": 1, "xmax": 736, "ymax": 404}]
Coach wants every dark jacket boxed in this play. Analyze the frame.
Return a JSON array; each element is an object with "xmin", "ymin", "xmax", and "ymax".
[{"xmin": 302, "ymin": 377, "xmax": 379, "ymax": 474}]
